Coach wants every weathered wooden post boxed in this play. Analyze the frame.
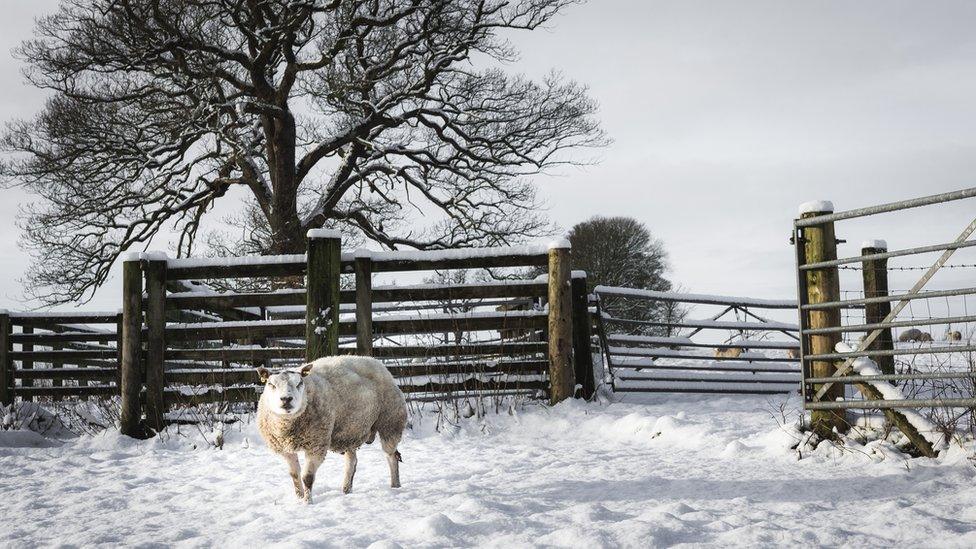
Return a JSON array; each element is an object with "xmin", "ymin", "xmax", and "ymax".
[
  {"xmin": 119, "ymin": 254, "xmax": 145, "ymax": 438},
  {"xmin": 354, "ymin": 250, "xmax": 374, "ymax": 356},
  {"xmin": 801, "ymin": 202, "xmax": 849, "ymax": 437},
  {"xmin": 21, "ymin": 325, "xmax": 33, "ymax": 395},
  {"xmin": 143, "ymin": 252, "xmax": 168, "ymax": 432},
  {"xmin": 570, "ymin": 272, "xmax": 596, "ymax": 400},
  {"xmin": 860, "ymin": 240, "xmax": 895, "ymax": 376},
  {"xmin": 547, "ymin": 239, "xmax": 575, "ymax": 405},
  {"xmin": 306, "ymin": 230, "xmax": 341, "ymax": 361},
  {"xmin": 0, "ymin": 312, "xmax": 10, "ymax": 406}
]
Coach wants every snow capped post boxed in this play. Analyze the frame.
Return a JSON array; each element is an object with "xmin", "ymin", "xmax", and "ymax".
[
  {"xmin": 547, "ymin": 238, "xmax": 575, "ymax": 404},
  {"xmin": 143, "ymin": 251, "xmax": 168, "ymax": 432},
  {"xmin": 860, "ymin": 240, "xmax": 895, "ymax": 376},
  {"xmin": 306, "ymin": 229, "xmax": 342, "ymax": 361},
  {"xmin": 119, "ymin": 253, "xmax": 146, "ymax": 438},
  {"xmin": 0, "ymin": 311, "xmax": 10, "ymax": 407},
  {"xmin": 354, "ymin": 249, "xmax": 374, "ymax": 356},
  {"xmin": 797, "ymin": 200, "xmax": 849, "ymax": 437}
]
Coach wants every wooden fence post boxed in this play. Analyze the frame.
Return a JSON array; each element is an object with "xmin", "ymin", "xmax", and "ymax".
[
  {"xmin": 143, "ymin": 253, "xmax": 168, "ymax": 432},
  {"xmin": 570, "ymin": 272, "xmax": 596, "ymax": 400},
  {"xmin": 861, "ymin": 240, "xmax": 895, "ymax": 376},
  {"xmin": 306, "ymin": 230, "xmax": 341, "ymax": 361},
  {"xmin": 547, "ymin": 239, "xmax": 575, "ymax": 405},
  {"xmin": 354, "ymin": 250, "xmax": 373, "ymax": 356},
  {"xmin": 801, "ymin": 205, "xmax": 849, "ymax": 437},
  {"xmin": 0, "ymin": 312, "xmax": 10, "ymax": 407},
  {"xmin": 21, "ymin": 325, "xmax": 32, "ymax": 396},
  {"xmin": 119, "ymin": 254, "xmax": 145, "ymax": 438}
]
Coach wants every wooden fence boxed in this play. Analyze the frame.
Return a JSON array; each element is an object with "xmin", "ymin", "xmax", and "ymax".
[
  {"xmin": 0, "ymin": 312, "xmax": 121, "ymax": 405},
  {"xmin": 594, "ymin": 286, "xmax": 802, "ymax": 395},
  {"xmin": 1, "ymin": 234, "xmax": 599, "ymax": 437}
]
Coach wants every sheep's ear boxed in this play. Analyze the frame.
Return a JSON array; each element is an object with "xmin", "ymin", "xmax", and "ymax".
[
  {"xmin": 257, "ymin": 367, "xmax": 271, "ymax": 384},
  {"xmin": 300, "ymin": 363, "xmax": 314, "ymax": 377}
]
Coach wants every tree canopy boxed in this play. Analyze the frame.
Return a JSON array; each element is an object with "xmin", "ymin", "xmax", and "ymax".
[
  {"xmin": 567, "ymin": 216, "xmax": 681, "ymax": 335},
  {"xmin": 1, "ymin": 0, "xmax": 606, "ymax": 303}
]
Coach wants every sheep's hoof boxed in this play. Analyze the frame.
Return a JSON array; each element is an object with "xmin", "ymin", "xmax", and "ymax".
[
  {"xmin": 391, "ymin": 482, "xmax": 401, "ymax": 489},
  {"xmin": 342, "ymin": 485, "xmax": 353, "ymax": 494}
]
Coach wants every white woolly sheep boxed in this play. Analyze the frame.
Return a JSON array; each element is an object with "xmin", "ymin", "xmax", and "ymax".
[
  {"xmin": 714, "ymin": 347, "xmax": 744, "ymax": 359},
  {"xmin": 256, "ymin": 356, "xmax": 407, "ymax": 504},
  {"xmin": 947, "ymin": 330, "xmax": 963, "ymax": 342}
]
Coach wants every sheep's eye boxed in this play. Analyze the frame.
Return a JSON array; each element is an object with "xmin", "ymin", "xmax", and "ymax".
[{"xmin": 296, "ymin": 380, "xmax": 303, "ymax": 387}]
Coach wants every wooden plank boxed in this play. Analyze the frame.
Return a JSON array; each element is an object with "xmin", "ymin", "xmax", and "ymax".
[
  {"xmin": 613, "ymin": 385, "xmax": 796, "ymax": 395},
  {"xmin": 571, "ymin": 275, "xmax": 595, "ymax": 399},
  {"xmin": 355, "ymin": 255, "xmax": 373, "ymax": 355},
  {"xmin": 609, "ymin": 347, "xmax": 797, "ymax": 363},
  {"xmin": 164, "ymin": 387, "xmax": 261, "ymax": 406},
  {"xmin": 14, "ymin": 367, "xmax": 118, "ymax": 381},
  {"xmin": 163, "ymin": 347, "xmax": 306, "ymax": 361},
  {"xmin": 167, "ymin": 261, "xmax": 306, "ymax": 280},
  {"xmin": 166, "ymin": 290, "xmax": 306, "ymax": 310},
  {"xmin": 368, "ymin": 254, "xmax": 548, "ymax": 273},
  {"xmin": 306, "ymin": 232, "xmax": 341, "ymax": 361},
  {"xmin": 165, "ymin": 321, "xmax": 306, "ymax": 341},
  {"xmin": 9, "ymin": 349, "xmax": 120, "ymax": 361},
  {"xmin": 608, "ymin": 335, "xmax": 799, "ymax": 351},
  {"xmin": 370, "ymin": 281, "xmax": 548, "ymax": 302},
  {"xmin": 20, "ymin": 325, "xmax": 33, "ymax": 394},
  {"xmin": 15, "ymin": 385, "xmax": 118, "ymax": 397},
  {"xmin": 367, "ymin": 342, "xmax": 547, "ymax": 359},
  {"xmin": 547, "ymin": 244, "xmax": 574, "ymax": 404},
  {"xmin": 387, "ymin": 360, "xmax": 548, "ymax": 378},
  {"xmin": 613, "ymin": 363, "xmax": 799, "ymax": 374},
  {"xmin": 0, "ymin": 313, "xmax": 10, "ymax": 405},
  {"xmin": 144, "ymin": 257, "xmax": 167, "ymax": 431},
  {"xmin": 119, "ymin": 258, "xmax": 145, "ymax": 438},
  {"xmin": 398, "ymin": 378, "xmax": 548, "ymax": 394},
  {"xmin": 10, "ymin": 331, "xmax": 117, "ymax": 344},
  {"xmin": 165, "ymin": 369, "xmax": 261, "ymax": 385},
  {"xmin": 9, "ymin": 314, "xmax": 121, "ymax": 326}
]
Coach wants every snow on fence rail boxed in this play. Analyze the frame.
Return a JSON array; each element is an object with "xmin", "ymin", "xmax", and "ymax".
[{"xmin": 593, "ymin": 286, "xmax": 801, "ymax": 395}]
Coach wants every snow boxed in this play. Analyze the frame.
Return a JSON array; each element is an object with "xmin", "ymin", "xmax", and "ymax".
[
  {"xmin": 798, "ymin": 200, "xmax": 835, "ymax": 215},
  {"xmin": 548, "ymin": 237, "xmax": 571, "ymax": 250},
  {"xmin": 835, "ymin": 342, "xmax": 945, "ymax": 448},
  {"xmin": 861, "ymin": 239, "xmax": 888, "ymax": 250},
  {"xmin": 3, "ymin": 395, "xmax": 976, "ymax": 546},
  {"xmin": 166, "ymin": 254, "xmax": 306, "ymax": 269},
  {"xmin": 595, "ymin": 286, "xmax": 796, "ymax": 309},
  {"xmin": 307, "ymin": 228, "xmax": 342, "ymax": 239},
  {"xmin": 368, "ymin": 245, "xmax": 548, "ymax": 262}
]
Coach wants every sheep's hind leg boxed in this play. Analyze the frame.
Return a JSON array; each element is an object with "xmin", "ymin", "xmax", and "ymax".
[
  {"xmin": 380, "ymin": 435, "xmax": 402, "ymax": 488},
  {"xmin": 283, "ymin": 453, "xmax": 304, "ymax": 500},
  {"xmin": 300, "ymin": 451, "xmax": 326, "ymax": 504},
  {"xmin": 342, "ymin": 449, "xmax": 358, "ymax": 494}
]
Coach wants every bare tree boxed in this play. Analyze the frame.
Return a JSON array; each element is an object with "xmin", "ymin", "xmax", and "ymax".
[
  {"xmin": 567, "ymin": 216, "xmax": 682, "ymax": 335},
  {"xmin": 1, "ymin": 0, "xmax": 606, "ymax": 304}
]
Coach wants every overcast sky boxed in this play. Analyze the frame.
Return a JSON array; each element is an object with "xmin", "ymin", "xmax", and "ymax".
[{"xmin": 2, "ymin": 0, "xmax": 976, "ymax": 313}]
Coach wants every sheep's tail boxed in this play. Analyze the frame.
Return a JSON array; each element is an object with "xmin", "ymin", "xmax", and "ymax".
[{"xmin": 395, "ymin": 450, "xmax": 403, "ymax": 462}]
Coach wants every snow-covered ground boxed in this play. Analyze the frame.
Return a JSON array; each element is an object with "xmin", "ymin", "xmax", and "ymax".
[{"xmin": 2, "ymin": 394, "xmax": 976, "ymax": 548}]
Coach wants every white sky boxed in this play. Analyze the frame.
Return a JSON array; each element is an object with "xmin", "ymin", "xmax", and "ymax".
[{"xmin": 2, "ymin": 0, "xmax": 976, "ymax": 313}]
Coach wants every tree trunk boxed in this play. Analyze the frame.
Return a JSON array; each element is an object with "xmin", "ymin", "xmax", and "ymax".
[{"xmin": 266, "ymin": 109, "xmax": 305, "ymax": 255}]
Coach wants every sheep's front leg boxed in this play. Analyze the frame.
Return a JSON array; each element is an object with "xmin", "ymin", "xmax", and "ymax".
[
  {"xmin": 300, "ymin": 451, "xmax": 326, "ymax": 504},
  {"xmin": 342, "ymin": 450, "xmax": 358, "ymax": 494},
  {"xmin": 282, "ymin": 453, "xmax": 303, "ymax": 499}
]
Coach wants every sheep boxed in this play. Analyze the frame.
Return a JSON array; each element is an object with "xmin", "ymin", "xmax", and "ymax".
[
  {"xmin": 786, "ymin": 348, "xmax": 800, "ymax": 359},
  {"xmin": 898, "ymin": 328, "xmax": 923, "ymax": 343},
  {"xmin": 714, "ymin": 347, "xmax": 743, "ymax": 359},
  {"xmin": 947, "ymin": 330, "xmax": 963, "ymax": 342},
  {"xmin": 256, "ymin": 356, "xmax": 408, "ymax": 504},
  {"xmin": 919, "ymin": 332, "xmax": 933, "ymax": 343}
]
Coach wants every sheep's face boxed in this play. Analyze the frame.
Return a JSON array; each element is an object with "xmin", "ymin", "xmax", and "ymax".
[{"xmin": 258, "ymin": 364, "xmax": 313, "ymax": 416}]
